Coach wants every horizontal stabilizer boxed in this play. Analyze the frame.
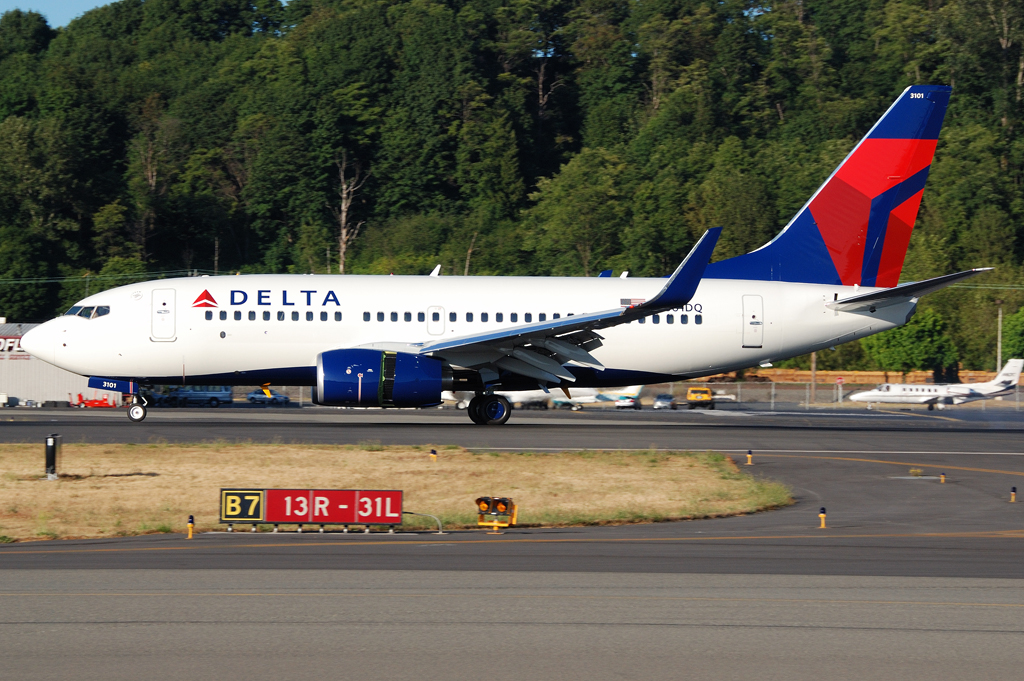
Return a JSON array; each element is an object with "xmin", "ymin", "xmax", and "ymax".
[{"xmin": 827, "ymin": 269, "xmax": 991, "ymax": 312}]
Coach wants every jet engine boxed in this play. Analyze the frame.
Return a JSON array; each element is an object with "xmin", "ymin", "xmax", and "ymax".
[{"xmin": 314, "ymin": 348, "xmax": 450, "ymax": 408}]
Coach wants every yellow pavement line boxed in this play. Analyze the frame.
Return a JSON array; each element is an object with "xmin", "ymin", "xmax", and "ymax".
[
  {"xmin": 2, "ymin": 529, "xmax": 1022, "ymax": 556},
  {"xmin": 870, "ymin": 409, "xmax": 960, "ymax": 422},
  {"xmin": 761, "ymin": 453, "xmax": 1024, "ymax": 477}
]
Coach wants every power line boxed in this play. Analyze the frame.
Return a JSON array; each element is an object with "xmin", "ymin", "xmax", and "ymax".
[{"xmin": 0, "ymin": 269, "xmax": 219, "ymax": 286}]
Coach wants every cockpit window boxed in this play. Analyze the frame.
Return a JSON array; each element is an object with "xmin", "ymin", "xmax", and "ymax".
[
  {"xmin": 94, "ymin": 306, "xmax": 110, "ymax": 318},
  {"xmin": 77, "ymin": 307, "xmax": 95, "ymax": 318},
  {"xmin": 65, "ymin": 306, "xmax": 82, "ymax": 316}
]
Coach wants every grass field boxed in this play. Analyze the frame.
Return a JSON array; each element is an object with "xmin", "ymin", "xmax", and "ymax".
[{"xmin": 0, "ymin": 443, "xmax": 792, "ymax": 541}]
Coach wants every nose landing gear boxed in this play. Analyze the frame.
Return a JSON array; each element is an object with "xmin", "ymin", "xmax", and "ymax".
[
  {"xmin": 127, "ymin": 394, "xmax": 147, "ymax": 423},
  {"xmin": 467, "ymin": 394, "xmax": 511, "ymax": 425}
]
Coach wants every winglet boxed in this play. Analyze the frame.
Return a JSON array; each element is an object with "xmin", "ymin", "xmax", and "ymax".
[{"xmin": 641, "ymin": 228, "xmax": 721, "ymax": 311}]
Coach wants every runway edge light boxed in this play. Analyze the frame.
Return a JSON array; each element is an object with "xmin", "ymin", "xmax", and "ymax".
[{"xmin": 818, "ymin": 507, "xmax": 827, "ymax": 529}]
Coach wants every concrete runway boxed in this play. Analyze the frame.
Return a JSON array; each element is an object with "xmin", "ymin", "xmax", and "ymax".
[
  {"xmin": 4, "ymin": 570, "xmax": 1024, "ymax": 681},
  {"xmin": 3, "ymin": 406, "xmax": 1024, "ymax": 678}
]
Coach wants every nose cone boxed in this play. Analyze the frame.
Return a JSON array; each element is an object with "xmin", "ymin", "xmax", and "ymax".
[{"xmin": 21, "ymin": 322, "xmax": 55, "ymax": 364}]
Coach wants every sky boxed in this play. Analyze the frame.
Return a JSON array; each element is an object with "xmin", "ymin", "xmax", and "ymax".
[{"xmin": 0, "ymin": 1, "xmax": 112, "ymax": 27}]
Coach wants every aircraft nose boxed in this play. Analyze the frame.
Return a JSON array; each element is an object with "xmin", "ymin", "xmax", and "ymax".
[{"xmin": 20, "ymin": 322, "xmax": 55, "ymax": 364}]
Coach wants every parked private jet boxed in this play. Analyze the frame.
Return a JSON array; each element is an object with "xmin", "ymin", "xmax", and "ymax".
[
  {"xmin": 849, "ymin": 359, "xmax": 1024, "ymax": 410},
  {"xmin": 21, "ymin": 85, "xmax": 990, "ymax": 425}
]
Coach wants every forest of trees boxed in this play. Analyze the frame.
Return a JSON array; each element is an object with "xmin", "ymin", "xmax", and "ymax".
[{"xmin": 2, "ymin": 0, "xmax": 1024, "ymax": 373}]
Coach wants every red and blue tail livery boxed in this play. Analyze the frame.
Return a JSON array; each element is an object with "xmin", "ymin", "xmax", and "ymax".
[{"xmin": 707, "ymin": 85, "xmax": 952, "ymax": 287}]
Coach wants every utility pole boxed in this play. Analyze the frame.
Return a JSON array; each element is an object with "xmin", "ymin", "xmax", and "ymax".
[{"xmin": 997, "ymin": 299, "xmax": 1004, "ymax": 370}]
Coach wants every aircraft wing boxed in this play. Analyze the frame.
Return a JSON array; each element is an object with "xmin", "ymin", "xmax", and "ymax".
[
  {"xmin": 362, "ymin": 229, "xmax": 721, "ymax": 385},
  {"xmin": 827, "ymin": 269, "xmax": 992, "ymax": 312}
]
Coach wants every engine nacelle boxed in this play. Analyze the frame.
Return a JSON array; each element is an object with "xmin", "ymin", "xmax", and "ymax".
[{"xmin": 315, "ymin": 349, "xmax": 446, "ymax": 408}]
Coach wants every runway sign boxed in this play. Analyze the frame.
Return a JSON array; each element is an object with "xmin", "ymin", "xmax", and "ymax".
[
  {"xmin": 220, "ymin": 488, "xmax": 402, "ymax": 525},
  {"xmin": 219, "ymin": 489, "xmax": 265, "ymax": 522}
]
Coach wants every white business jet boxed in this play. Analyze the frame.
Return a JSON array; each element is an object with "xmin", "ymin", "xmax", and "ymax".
[
  {"xmin": 21, "ymin": 85, "xmax": 991, "ymax": 425},
  {"xmin": 849, "ymin": 359, "xmax": 1023, "ymax": 410}
]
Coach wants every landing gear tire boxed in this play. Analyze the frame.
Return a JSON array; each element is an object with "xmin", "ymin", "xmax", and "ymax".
[
  {"xmin": 927, "ymin": 403, "xmax": 934, "ymax": 411},
  {"xmin": 128, "ymin": 404, "xmax": 147, "ymax": 422},
  {"xmin": 467, "ymin": 396, "xmax": 485, "ymax": 424},
  {"xmin": 467, "ymin": 395, "xmax": 511, "ymax": 425}
]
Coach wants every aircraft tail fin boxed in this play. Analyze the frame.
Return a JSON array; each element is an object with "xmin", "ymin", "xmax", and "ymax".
[
  {"xmin": 706, "ymin": 85, "xmax": 951, "ymax": 287},
  {"xmin": 596, "ymin": 385, "xmax": 644, "ymax": 401},
  {"xmin": 988, "ymin": 359, "xmax": 1024, "ymax": 388}
]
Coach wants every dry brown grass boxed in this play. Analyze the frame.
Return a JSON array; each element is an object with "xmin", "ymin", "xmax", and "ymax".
[{"xmin": 0, "ymin": 443, "xmax": 791, "ymax": 541}]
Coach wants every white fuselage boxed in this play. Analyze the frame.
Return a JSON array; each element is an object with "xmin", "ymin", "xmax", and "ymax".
[{"xmin": 23, "ymin": 274, "xmax": 912, "ymax": 387}]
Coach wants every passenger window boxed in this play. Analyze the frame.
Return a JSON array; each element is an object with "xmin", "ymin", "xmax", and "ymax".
[
  {"xmin": 418, "ymin": 312, "xmax": 426, "ymax": 322},
  {"xmin": 539, "ymin": 313, "xmax": 546, "ymax": 322},
  {"xmin": 321, "ymin": 311, "xmax": 328, "ymax": 321},
  {"xmin": 449, "ymin": 312, "xmax": 456, "ymax": 322},
  {"xmin": 639, "ymin": 317, "xmax": 646, "ymax": 324},
  {"xmin": 248, "ymin": 311, "xmax": 256, "ymax": 321},
  {"xmin": 292, "ymin": 311, "xmax": 299, "ymax": 321},
  {"xmin": 481, "ymin": 312, "xmax": 488, "ymax": 322},
  {"xmin": 377, "ymin": 312, "xmax": 384, "ymax": 322},
  {"xmin": 404, "ymin": 312, "xmax": 411, "ymax": 322},
  {"xmin": 65, "ymin": 306, "xmax": 82, "ymax": 316},
  {"xmin": 306, "ymin": 311, "xmax": 314, "ymax": 321},
  {"xmin": 363, "ymin": 312, "xmax": 370, "ymax": 321},
  {"xmin": 496, "ymin": 312, "xmax": 503, "ymax": 322},
  {"xmin": 94, "ymin": 306, "xmax": 110, "ymax": 318},
  {"xmin": 553, "ymin": 313, "xmax": 560, "ymax": 319},
  {"xmin": 681, "ymin": 314, "xmax": 688, "ymax": 324},
  {"xmin": 653, "ymin": 315, "xmax": 660, "ymax": 324},
  {"xmin": 278, "ymin": 311, "xmax": 285, "ymax": 321},
  {"xmin": 205, "ymin": 310, "xmax": 213, "ymax": 321},
  {"xmin": 219, "ymin": 311, "xmax": 227, "ymax": 321},
  {"xmin": 78, "ymin": 307, "xmax": 95, "ymax": 318},
  {"xmin": 695, "ymin": 314, "xmax": 703, "ymax": 325},
  {"xmin": 510, "ymin": 313, "xmax": 517, "ymax": 323},
  {"xmin": 263, "ymin": 311, "xmax": 270, "ymax": 321},
  {"xmin": 391, "ymin": 312, "xmax": 398, "ymax": 322},
  {"xmin": 466, "ymin": 312, "xmax": 474, "ymax": 322},
  {"xmin": 234, "ymin": 311, "xmax": 242, "ymax": 321},
  {"xmin": 666, "ymin": 314, "xmax": 674, "ymax": 324},
  {"xmin": 335, "ymin": 312, "xmax": 342, "ymax": 321},
  {"xmin": 525, "ymin": 313, "xmax": 532, "ymax": 322}
]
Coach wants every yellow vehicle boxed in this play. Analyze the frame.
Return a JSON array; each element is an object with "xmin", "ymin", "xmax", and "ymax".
[{"xmin": 685, "ymin": 386, "xmax": 715, "ymax": 410}]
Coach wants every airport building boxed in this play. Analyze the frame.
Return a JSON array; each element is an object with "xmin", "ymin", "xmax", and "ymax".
[{"xmin": 0, "ymin": 323, "xmax": 120, "ymax": 406}]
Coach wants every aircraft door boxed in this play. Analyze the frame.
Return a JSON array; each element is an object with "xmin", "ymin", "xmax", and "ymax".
[
  {"xmin": 742, "ymin": 295, "xmax": 763, "ymax": 348},
  {"xmin": 427, "ymin": 306, "xmax": 445, "ymax": 335},
  {"xmin": 151, "ymin": 289, "xmax": 176, "ymax": 341}
]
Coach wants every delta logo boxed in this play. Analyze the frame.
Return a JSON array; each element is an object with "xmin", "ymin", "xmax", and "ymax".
[{"xmin": 192, "ymin": 290, "xmax": 218, "ymax": 308}]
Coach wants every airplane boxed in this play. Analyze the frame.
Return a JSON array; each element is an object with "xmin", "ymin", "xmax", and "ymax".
[
  {"xmin": 849, "ymin": 359, "xmax": 1024, "ymax": 410},
  {"xmin": 444, "ymin": 385, "xmax": 644, "ymax": 410},
  {"xmin": 21, "ymin": 84, "xmax": 991, "ymax": 426}
]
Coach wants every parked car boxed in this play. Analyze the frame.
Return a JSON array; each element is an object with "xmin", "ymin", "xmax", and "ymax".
[
  {"xmin": 652, "ymin": 394, "xmax": 678, "ymax": 410},
  {"xmin": 166, "ymin": 385, "xmax": 234, "ymax": 408},
  {"xmin": 615, "ymin": 396, "xmax": 642, "ymax": 410},
  {"xmin": 685, "ymin": 386, "xmax": 715, "ymax": 409},
  {"xmin": 247, "ymin": 389, "xmax": 291, "ymax": 406}
]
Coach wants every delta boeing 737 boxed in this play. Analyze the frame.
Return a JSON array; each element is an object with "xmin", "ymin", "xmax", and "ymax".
[{"xmin": 21, "ymin": 85, "xmax": 989, "ymax": 425}]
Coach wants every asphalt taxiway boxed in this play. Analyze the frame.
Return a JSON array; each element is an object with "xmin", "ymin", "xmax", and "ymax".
[{"xmin": 3, "ymin": 406, "xmax": 1024, "ymax": 679}]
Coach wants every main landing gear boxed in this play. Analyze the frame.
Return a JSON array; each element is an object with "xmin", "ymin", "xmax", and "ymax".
[
  {"xmin": 467, "ymin": 394, "xmax": 511, "ymax": 425},
  {"xmin": 127, "ymin": 394, "xmax": 147, "ymax": 423}
]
